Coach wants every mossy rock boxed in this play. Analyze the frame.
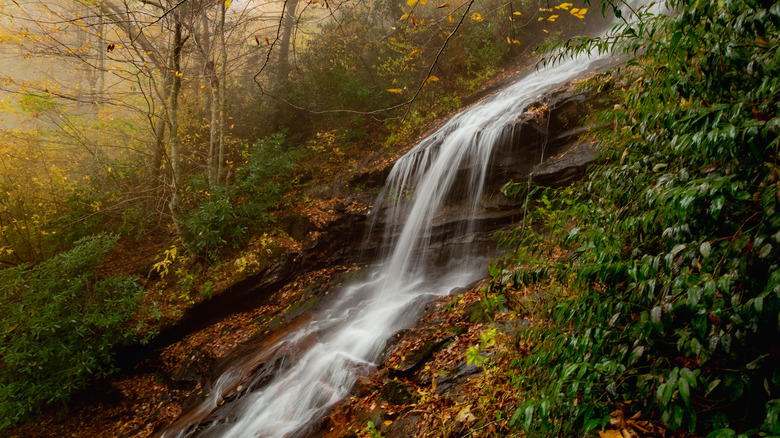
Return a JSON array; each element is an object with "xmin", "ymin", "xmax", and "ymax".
[
  {"xmin": 380, "ymin": 380, "xmax": 418, "ymax": 405},
  {"xmin": 465, "ymin": 300, "xmax": 493, "ymax": 323}
]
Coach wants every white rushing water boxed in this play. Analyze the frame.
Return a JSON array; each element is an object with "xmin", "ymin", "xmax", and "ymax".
[{"xmin": 165, "ymin": 47, "xmax": 610, "ymax": 438}]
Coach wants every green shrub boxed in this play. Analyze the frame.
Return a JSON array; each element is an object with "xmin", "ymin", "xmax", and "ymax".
[
  {"xmin": 495, "ymin": 0, "xmax": 780, "ymax": 436},
  {"xmin": 181, "ymin": 185, "xmax": 246, "ymax": 260},
  {"xmin": 0, "ymin": 234, "xmax": 152, "ymax": 429},
  {"xmin": 180, "ymin": 133, "xmax": 295, "ymax": 260}
]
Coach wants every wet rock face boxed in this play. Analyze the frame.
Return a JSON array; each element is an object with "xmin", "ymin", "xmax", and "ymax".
[
  {"xmin": 485, "ymin": 88, "xmax": 604, "ymax": 192},
  {"xmin": 530, "ymin": 141, "xmax": 599, "ymax": 187}
]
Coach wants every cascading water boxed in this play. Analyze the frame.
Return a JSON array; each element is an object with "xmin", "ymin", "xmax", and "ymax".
[{"xmin": 161, "ymin": 47, "xmax": 610, "ymax": 438}]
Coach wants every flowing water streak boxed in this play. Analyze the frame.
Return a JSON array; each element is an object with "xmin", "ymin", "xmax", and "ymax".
[{"xmin": 171, "ymin": 50, "xmax": 609, "ymax": 438}]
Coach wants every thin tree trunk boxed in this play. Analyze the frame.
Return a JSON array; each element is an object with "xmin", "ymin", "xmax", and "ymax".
[
  {"xmin": 208, "ymin": 61, "xmax": 219, "ymax": 186},
  {"xmin": 272, "ymin": 0, "xmax": 299, "ymax": 126},
  {"xmin": 217, "ymin": 0, "xmax": 227, "ymax": 184},
  {"xmin": 168, "ymin": 15, "xmax": 184, "ymax": 232},
  {"xmin": 276, "ymin": 0, "xmax": 299, "ymax": 86},
  {"xmin": 197, "ymin": 12, "xmax": 220, "ymax": 188},
  {"xmin": 151, "ymin": 71, "xmax": 174, "ymax": 185}
]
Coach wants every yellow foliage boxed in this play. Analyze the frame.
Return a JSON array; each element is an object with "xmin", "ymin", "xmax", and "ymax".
[{"xmin": 471, "ymin": 12, "xmax": 484, "ymax": 22}]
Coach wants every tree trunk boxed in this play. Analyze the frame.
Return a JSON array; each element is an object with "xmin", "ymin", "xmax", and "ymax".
[
  {"xmin": 218, "ymin": 0, "xmax": 227, "ymax": 184},
  {"xmin": 276, "ymin": 0, "xmax": 299, "ymax": 86},
  {"xmin": 168, "ymin": 15, "xmax": 185, "ymax": 232},
  {"xmin": 272, "ymin": 0, "xmax": 299, "ymax": 126},
  {"xmin": 208, "ymin": 60, "xmax": 219, "ymax": 187}
]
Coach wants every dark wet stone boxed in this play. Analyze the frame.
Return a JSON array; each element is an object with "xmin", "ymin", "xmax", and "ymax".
[
  {"xmin": 380, "ymin": 380, "xmax": 419, "ymax": 405},
  {"xmin": 171, "ymin": 349, "xmax": 213, "ymax": 388},
  {"xmin": 530, "ymin": 141, "xmax": 599, "ymax": 187},
  {"xmin": 434, "ymin": 360, "xmax": 481, "ymax": 395}
]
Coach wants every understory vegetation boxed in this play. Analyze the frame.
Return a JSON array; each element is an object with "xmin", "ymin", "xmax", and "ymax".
[
  {"xmin": 485, "ymin": 0, "xmax": 780, "ymax": 436},
  {"xmin": 0, "ymin": 234, "xmax": 155, "ymax": 429}
]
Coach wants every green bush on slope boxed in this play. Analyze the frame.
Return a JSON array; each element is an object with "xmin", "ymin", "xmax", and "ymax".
[
  {"xmin": 180, "ymin": 133, "xmax": 295, "ymax": 260},
  {"xmin": 495, "ymin": 0, "xmax": 780, "ymax": 436},
  {"xmin": 0, "ymin": 234, "xmax": 152, "ymax": 429}
]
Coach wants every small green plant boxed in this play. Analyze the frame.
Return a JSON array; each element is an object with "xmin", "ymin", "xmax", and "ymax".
[
  {"xmin": 152, "ymin": 245, "xmax": 178, "ymax": 278},
  {"xmin": 466, "ymin": 327, "xmax": 498, "ymax": 369},
  {"xmin": 442, "ymin": 293, "xmax": 464, "ymax": 313},
  {"xmin": 176, "ymin": 268, "xmax": 195, "ymax": 301},
  {"xmin": 200, "ymin": 280, "xmax": 215, "ymax": 298},
  {"xmin": 362, "ymin": 420, "xmax": 385, "ymax": 438}
]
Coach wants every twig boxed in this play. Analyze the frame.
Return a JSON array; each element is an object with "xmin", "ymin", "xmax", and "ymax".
[{"xmin": 713, "ymin": 210, "xmax": 759, "ymax": 275}]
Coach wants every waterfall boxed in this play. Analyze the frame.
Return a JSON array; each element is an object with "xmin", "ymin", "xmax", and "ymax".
[{"xmin": 161, "ymin": 48, "xmax": 609, "ymax": 438}]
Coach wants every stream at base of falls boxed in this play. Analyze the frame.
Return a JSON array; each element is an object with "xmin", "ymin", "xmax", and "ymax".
[{"xmin": 160, "ymin": 48, "xmax": 611, "ymax": 438}]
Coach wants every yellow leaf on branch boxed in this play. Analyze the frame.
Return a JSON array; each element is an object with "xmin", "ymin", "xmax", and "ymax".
[
  {"xmin": 471, "ymin": 12, "xmax": 483, "ymax": 21},
  {"xmin": 386, "ymin": 88, "xmax": 404, "ymax": 93}
]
